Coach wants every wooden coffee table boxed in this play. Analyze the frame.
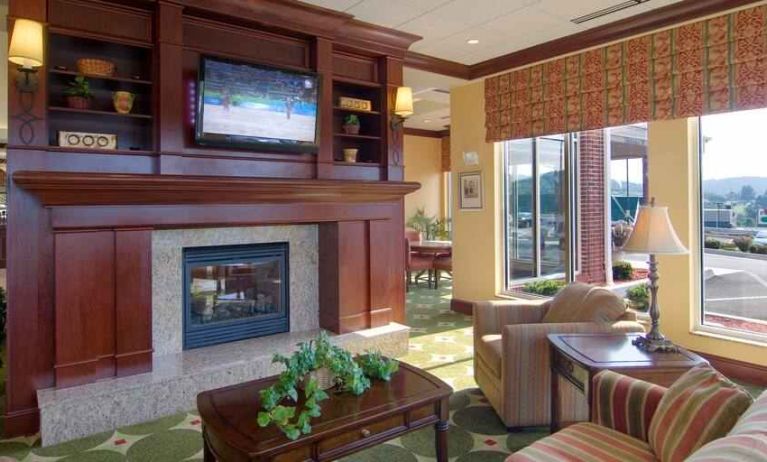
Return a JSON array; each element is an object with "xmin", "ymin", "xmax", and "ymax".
[
  {"xmin": 197, "ymin": 361, "xmax": 452, "ymax": 461},
  {"xmin": 548, "ymin": 333, "xmax": 708, "ymax": 433}
]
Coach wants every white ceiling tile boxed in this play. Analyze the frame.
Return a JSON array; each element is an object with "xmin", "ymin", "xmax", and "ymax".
[
  {"xmin": 304, "ymin": 0, "xmax": 363, "ymax": 11},
  {"xmin": 345, "ymin": 0, "xmax": 452, "ymax": 29}
]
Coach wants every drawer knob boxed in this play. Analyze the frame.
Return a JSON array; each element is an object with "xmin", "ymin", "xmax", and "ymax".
[{"xmin": 361, "ymin": 428, "xmax": 371, "ymax": 438}]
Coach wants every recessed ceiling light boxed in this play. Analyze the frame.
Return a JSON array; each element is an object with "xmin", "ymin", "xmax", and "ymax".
[
  {"xmin": 424, "ymin": 119, "xmax": 432, "ymax": 123},
  {"xmin": 467, "ymin": 39, "xmax": 479, "ymax": 45}
]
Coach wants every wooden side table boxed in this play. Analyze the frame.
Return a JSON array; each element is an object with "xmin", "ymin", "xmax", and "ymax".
[{"xmin": 547, "ymin": 333, "xmax": 708, "ymax": 433}]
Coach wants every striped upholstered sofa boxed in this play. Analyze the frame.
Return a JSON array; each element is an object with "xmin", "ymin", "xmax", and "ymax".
[{"xmin": 508, "ymin": 368, "xmax": 767, "ymax": 462}]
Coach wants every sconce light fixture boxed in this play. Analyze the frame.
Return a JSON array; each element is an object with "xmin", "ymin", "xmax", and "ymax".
[
  {"xmin": 8, "ymin": 18, "xmax": 45, "ymax": 93},
  {"xmin": 391, "ymin": 86, "xmax": 413, "ymax": 129}
]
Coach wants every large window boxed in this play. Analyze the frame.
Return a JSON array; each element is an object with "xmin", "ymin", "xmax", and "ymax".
[
  {"xmin": 699, "ymin": 108, "xmax": 767, "ymax": 339},
  {"xmin": 502, "ymin": 134, "xmax": 577, "ymax": 291}
]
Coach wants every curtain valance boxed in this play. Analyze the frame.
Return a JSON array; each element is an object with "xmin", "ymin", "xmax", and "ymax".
[{"xmin": 485, "ymin": 5, "xmax": 767, "ymax": 142}]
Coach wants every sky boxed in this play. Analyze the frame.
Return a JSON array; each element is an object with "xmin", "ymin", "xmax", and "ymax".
[{"xmin": 701, "ymin": 107, "xmax": 767, "ymax": 181}]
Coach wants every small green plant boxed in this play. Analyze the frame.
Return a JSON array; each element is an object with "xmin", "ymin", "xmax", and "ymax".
[
  {"xmin": 704, "ymin": 238, "xmax": 721, "ymax": 249},
  {"xmin": 64, "ymin": 75, "xmax": 92, "ymax": 98},
  {"xmin": 343, "ymin": 114, "xmax": 360, "ymax": 126},
  {"xmin": 750, "ymin": 244, "xmax": 767, "ymax": 255},
  {"xmin": 626, "ymin": 283, "xmax": 650, "ymax": 311},
  {"xmin": 733, "ymin": 236, "xmax": 753, "ymax": 252},
  {"xmin": 407, "ymin": 207, "xmax": 450, "ymax": 240},
  {"xmin": 257, "ymin": 332, "xmax": 398, "ymax": 440},
  {"xmin": 612, "ymin": 261, "xmax": 634, "ymax": 281},
  {"xmin": 522, "ymin": 279, "xmax": 566, "ymax": 296}
]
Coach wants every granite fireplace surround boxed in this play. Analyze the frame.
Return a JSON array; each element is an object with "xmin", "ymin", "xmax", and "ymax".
[{"xmin": 35, "ymin": 225, "xmax": 410, "ymax": 446}]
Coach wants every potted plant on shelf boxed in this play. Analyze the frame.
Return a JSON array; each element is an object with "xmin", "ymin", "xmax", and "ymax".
[
  {"xmin": 257, "ymin": 331, "xmax": 399, "ymax": 440},
  {"xmin": 342, "ymin": 114, "xmax": 360, "ymax": 135},
  {"xmin": 65, "ymin": 75, "xmax": 93, "ymax": 110}
]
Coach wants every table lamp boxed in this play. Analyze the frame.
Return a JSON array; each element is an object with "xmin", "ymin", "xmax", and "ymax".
[{"xmin": 622, "ymin": 198, "xmax": 688, "ymax": 352}]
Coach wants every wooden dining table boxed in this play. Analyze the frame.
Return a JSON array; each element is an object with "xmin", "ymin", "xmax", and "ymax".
[{"xmin": 410, "ymin": 240, "xmax": 452, "ymax": 256}]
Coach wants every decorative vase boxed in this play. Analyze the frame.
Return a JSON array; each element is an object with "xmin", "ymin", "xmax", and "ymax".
[
  {"xmin": 343, "ymin": 148, "xmax": 358, "ymax": 163},
  {"xmin": 113, "ymin": 91, "xmax": 135, "ymax": 114},
  {"xmin": 66, "ymin": 96, "xmax": 91, "ymax": 110},
  {"xmin": 299, "ymin": 367, "xmax": 336, "ymax": 391},
  {"xmin": 342, "ymin": 124, "xmax": 360, "ymax": 135}
]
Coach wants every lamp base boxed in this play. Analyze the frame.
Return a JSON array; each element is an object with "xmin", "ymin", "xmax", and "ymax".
[{"xmin": 632, "ymin": 334, "xmax": 679, "ymax": 353}]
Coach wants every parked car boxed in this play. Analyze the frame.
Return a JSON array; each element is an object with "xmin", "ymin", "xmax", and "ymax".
[{"xmin": 755, "ymin": 229, "xmax": 767, "ymax": 246}]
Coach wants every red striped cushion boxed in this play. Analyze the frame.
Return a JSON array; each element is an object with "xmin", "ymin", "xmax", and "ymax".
[
  {"xmin": 506, "ymin": 422, "xmax": 656, "ymax": 462},
  {"xmin": 592, "ymin": 370, "xmax": 666, "ymax": 441},
  {"xmin": 648, "ymin": 365, "xmax": 754, "ymax": 462}
]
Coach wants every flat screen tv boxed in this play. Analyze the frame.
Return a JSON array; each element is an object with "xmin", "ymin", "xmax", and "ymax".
[{"xmin": 195, "ymin": 56, "xmax": 319, "ymax": 152}]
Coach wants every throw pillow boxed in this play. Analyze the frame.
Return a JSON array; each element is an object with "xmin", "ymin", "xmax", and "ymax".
[
  {"xmin": 648, "ymin": 365, "xmax": 754, "ymax": 462},
  {"xmin": 541, "ymin": 283, "xmax": 625, "ymax": 323}
]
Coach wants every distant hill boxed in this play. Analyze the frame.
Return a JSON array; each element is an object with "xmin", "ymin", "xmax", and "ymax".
[{"xmin": 703, "ymin": 177, "xmax": 767, "ymax": 196}]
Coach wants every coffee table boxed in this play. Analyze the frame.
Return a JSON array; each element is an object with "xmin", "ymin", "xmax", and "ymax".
[
  {"xmin": 548, "ymin": 333, "xmax": 708, "ymax": 433},
  {"xmin": 197, "ymin": 361, "xmax": 452, "ymax": 461}
]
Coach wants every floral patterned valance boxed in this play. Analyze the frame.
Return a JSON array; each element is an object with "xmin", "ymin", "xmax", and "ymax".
[{"xmin": 485, "ymin": 5, "xmax": 767, "ymax": 142}]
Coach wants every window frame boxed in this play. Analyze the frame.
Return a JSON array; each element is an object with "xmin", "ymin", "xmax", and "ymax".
[{"xmin": 694, "ymin": 115, "xmax": 767, "ymax": 345}]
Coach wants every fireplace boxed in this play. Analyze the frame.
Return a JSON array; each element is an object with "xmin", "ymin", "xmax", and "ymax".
[{"xmin": 183, "ymin": 242, "xmax": 289, "ymax": 349}]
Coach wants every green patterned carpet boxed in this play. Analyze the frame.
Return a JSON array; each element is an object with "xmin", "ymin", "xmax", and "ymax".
[{"xmin": 0, "ymin": 280, "xmax": 547, "ymax": 461}]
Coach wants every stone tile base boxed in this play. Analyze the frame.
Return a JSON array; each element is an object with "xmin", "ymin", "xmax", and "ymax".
[{"xmin": 37, "ymin": 323, "xmax": 409, "ymax": 446}]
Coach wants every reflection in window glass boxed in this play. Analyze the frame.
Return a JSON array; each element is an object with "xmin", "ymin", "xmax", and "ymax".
[{"xmin": 700, "ymin": 108, "xmax": 767, "ymax": 337}]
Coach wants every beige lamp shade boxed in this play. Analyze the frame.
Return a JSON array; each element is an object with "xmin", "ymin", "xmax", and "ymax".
[
  {"xmin": 623, "ymin": 203, "xmax": 688, "ymax": 255},
  {"xmin": 394, "ymin": 86, "xmax": 414, "ymax": 118},
  {"xmin": 9, "ymin": 19, "xmax": 44, "ymax": 68}
]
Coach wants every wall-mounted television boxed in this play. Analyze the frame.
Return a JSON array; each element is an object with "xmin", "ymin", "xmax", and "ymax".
[{"xmin": 195, "ymin": 56, "xmax": 319, "ymax": 152}]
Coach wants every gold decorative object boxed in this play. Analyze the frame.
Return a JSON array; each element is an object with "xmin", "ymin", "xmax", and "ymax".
[
  {"xmin": 58, "ymin": 131, "xmax": 117, "ymax": 150},
  {"xmin": 338, "ymin": 96, "xmax": 372, "ymax": 112},
  {"xmin": 113, "ymin": 91, "xmax": 135, "ymax": 114},
  {"xmin": 343, "ymin": 148, "xmax": 358, "ymax": 163}
]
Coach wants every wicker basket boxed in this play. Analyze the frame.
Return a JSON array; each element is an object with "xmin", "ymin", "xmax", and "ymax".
[
  {"xmin": 77, "ymin": 58, "xmax": 116, "ymax": 77},
  {"xmin": 299, "ymin": 367, "xmax": 336, "ymax": 391}
]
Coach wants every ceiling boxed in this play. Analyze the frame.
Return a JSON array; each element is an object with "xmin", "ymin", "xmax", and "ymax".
[
  {"xmin": 305, "ymin": 0, "xmax": 684, "ymax": 131},
  {"xmin": 305, "ymin": 0, "xmax": 681, "ymax": 65}
]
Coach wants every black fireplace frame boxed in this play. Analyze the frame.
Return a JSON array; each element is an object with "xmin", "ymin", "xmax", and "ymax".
[{"xmin": 182, "ymin": 242, "xmax": 290, "ymax": 350}]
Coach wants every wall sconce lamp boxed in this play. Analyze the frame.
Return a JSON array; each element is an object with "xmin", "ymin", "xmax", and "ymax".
[
  {"xmin": 9, "ymin": 18, "xmax": 45, "ymax": 93},
  {"xmin": 391, "ymin": 86, "xmax": 413, "ymax": 129}
]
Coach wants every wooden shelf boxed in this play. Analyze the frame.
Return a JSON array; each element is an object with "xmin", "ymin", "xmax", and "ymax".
[
  {"xmin": 333, "ymin": 161, "xmax": 381, "ymax": 167},
  {"xmin": 334, "ymin": 133, "xmax": 381, "ymax": 140},
  {"xmin": 332, "ymin": 76, "xmax": 382, "ymax": 88},
  {"xmin": 45, "ymin": 146, "xmax": 155, "ymax": 156},
  {"xmin": 49, "ymin": 106, "xmax": 153, "ymax": 119},
  {"xmin": 49, "ymin": 69, "xmax": 153, "ymax": 86},
  {"xmin": 333, "ymin": 106, "xmax": 381, "ymax": 115}
]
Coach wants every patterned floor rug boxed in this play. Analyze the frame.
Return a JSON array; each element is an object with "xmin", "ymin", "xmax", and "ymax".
[{"xmin": 0, "ymin": 280, "xmax": 546, "ymax": 461}]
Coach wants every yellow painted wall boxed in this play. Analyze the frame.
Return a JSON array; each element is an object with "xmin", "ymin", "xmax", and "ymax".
[
  {"xmin": 404, "ymin": 135, "xmax": 443, "ymax": 222},
  {"xmin": 648, "ymin": 118, "xmax": 767, "ymax": 366},
  {"xmin": 449, "ymin": 81, "xmax": 502, "ymax": 301}
]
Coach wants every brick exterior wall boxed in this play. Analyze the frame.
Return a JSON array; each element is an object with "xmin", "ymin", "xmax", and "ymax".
[{"xmin": 576, "ymin": 130, "xmax": 607, "ymax": 284}]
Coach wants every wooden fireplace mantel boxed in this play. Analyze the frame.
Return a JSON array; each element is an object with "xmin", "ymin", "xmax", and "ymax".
[{"xmin": 13, "ymin": 171, "xmax": 420, "ymax": 207}]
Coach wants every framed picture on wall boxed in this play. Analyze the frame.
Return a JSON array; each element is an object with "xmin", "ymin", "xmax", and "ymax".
[{"xmin": 459, "ymin": 171, "xmax": 483, "ymax": 210}]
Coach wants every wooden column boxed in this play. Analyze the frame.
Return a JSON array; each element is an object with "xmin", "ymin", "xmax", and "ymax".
[
  {"xmin": 157, "ymin": 1, "xmax": 184, "ymax": 156},
  {"xmin": 314, "ymin": 37, "xmax": 334, "ymax": 179},
  {"xmin": 380, "ymin": 57, "xmax": 405, "ymax": 182}
]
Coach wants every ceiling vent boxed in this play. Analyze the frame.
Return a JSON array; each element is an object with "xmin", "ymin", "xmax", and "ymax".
[{"xmin": 571, "ymin": 0, "xmax": 650, "ymax": 25}]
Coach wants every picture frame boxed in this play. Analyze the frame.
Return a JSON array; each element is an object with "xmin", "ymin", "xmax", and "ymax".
[{"xmin": 459, "ymin": 171, "xmax": 483, "ymax": 210}]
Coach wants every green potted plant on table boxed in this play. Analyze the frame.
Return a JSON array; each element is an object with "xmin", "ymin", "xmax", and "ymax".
[
  {"xmin": 257, "ymin": 332, "xmax": 399, "ymax": 440},
  {"xmin": 65, "ymin": 75, "xmax": 93, "ymax": 110}
]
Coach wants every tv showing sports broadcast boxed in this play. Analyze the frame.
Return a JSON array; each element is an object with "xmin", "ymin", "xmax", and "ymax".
[{"xmin": 195, "ymin": 56, "xmax": 319, "ymax": 151}]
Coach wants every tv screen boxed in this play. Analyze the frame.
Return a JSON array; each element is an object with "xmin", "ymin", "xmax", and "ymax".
[{"xmin": 196, "ymin": 56, "xmax": 319, "ymax": 152}]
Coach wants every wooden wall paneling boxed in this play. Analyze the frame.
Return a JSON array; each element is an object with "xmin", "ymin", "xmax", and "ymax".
[
  {"xmin": 9, "ymin": 0, "xmax": 46, "ymax": 19},
  {"xmin": 368, "ymin": 219, "xmax": 394, "ymax": 327},
  {"xmin": 332, "ymin": 52, "xmax": 378, "ymax": 83},
  {"xmin": 318, "ymin": 222, "xmax": 341, "ymax": 333},
  {"xmin": 54, "ymin": 231, "xmax": 116, "ymax": 388},
  {"xmin": 114, "ymin": 229, "xmax": 153, "ymax": 377},
  {"xmin": 182, "ymin": 16, "xmax": 310, "ymax": 70},
  {"xmin": 4, "ymin": 177, "xmax": 53, "ymax": 436},
  {"xmin": 159, "ymin": 153, "xmax": 315, "ymax": 179},
  {"xmin": 380, "ymin": 57, "xmax": 404, "ymax": 181},
  {"xmin": 48, "ymin": 0, "xmax": 153, "ymax": 44},
  {"xmin": 157, "ymin": 1, "xmax": 184, "ymax": 154},
  {"xmin": 7, "ymin": 17, "xmax": 48, "ymax": 147},
  {"xmin": 389, "ymin": 199, "xmax": 406, "ymax": 324},
  {"xmin": 314, "ymin": 38, "xmax": 334, "ymax": 179}
]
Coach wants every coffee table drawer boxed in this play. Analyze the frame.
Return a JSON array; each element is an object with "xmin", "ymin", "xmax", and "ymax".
[
  {"xmin": 553, "ymin": 350, "xmax": 588, "ymax": 391},
  {"xmin": 318, "ymin": 414, "xmax": 406, "ymax": 456}
]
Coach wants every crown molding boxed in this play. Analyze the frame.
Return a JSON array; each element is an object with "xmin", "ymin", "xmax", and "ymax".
[{"xmin": 404, "ymin": 0, "xmax": 762, "ymax": 80}]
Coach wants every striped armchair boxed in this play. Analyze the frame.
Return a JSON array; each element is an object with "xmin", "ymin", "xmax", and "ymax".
[
  {"xmin": 473, "ymin": 284, "xmax": 645, "ymax": 428},
  {"xmin": 508, "ymin": 369, "xmax": 767, "ymax": 462}
]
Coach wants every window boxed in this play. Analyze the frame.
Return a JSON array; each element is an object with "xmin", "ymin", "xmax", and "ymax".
[
  {"xmin": 502, "ymin": 134, "xmax": 577, "ymax": 292},
  {"xmin": 699, "ymin": 108, "xmax": 767, "ymax": 340}
]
